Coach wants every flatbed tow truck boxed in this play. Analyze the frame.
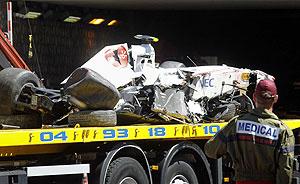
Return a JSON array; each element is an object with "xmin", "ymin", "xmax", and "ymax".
[
  {"xmin": 1, "ymin": 29, "xmax": 300, "ymax": 184},
  {"xmin": 0, "ymin": 120, "xmax": 300, "ymax": 184}
]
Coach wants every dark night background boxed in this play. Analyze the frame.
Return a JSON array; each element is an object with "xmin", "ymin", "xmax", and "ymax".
[{"xmin": 0, "ymin": 1, "xmax": 299, "ymax": 116}]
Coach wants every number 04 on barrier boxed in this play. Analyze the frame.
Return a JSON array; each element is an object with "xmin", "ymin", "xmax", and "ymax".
[{"xmin": 40, "ymin": 132, "xmax": 68, "ymax": 142}]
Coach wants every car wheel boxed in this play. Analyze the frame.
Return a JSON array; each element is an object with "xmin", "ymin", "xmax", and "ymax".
[
  {"xmin": 105, "ymin": 157, "xmax": 149, "ymax": 184},
  {"xmin": 165, "ymin": 161, "xmax": 198, "ymax": 184},
  {"xmin": 68, "ymin": 110, "xmax": 117, "ymax": 127},
  {"xmin": 0, "ymin": 68, "xmax": 41, "ymax": 115}
]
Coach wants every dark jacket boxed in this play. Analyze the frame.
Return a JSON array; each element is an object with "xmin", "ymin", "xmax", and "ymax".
[{"xmin": 204, "ymin": 108, "xmax": 295, "ymax": 184}]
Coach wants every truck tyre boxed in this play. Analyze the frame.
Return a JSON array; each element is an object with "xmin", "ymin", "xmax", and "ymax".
[
  {"xmin": 165, "ymin": 161, "xmax": 198, "ymax": 184},
  {"xmin": 0, "ymin": 68, "xmax": 41, "ymax": 115},
  {"xmin": 68, "ymin": 110, "xmax": 117, "ymax": 127},
  {"xmin": 105, "ymin": 157, "xmax": 149, "ymax": 184},
  {"xmin": 0, "ymin": 114, "xmax": 41, "ymax": 129},
  {"xmin": 159, "ymin": 61, "xmax": 185, "ymax": 68}
]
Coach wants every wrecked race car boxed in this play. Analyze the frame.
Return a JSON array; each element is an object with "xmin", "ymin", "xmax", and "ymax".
[
  {"xmin": 0, "ymin": 35, "xmax": 274, "ymax": 128},
  {"xmin": 63, "ymin": 35, "xmax": 274, "ymax": 124}
]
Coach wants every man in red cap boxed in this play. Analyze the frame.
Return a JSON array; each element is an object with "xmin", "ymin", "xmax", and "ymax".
[{"xmin": 205, "ymin": 79, "xmax": 295, "ymax": 184}]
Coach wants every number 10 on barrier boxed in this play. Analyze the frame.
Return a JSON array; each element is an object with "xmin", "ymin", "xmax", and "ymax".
[{"xmin": 203, "ymin": 125, "xmax": 220, "ymax": 135}]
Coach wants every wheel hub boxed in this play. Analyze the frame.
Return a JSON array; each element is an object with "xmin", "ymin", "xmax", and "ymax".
[
  {"xmin": 119, "ymin": 177, "xmax": 138, "ymax": 184},
  {"xmin": 170, "ymin": 174, "xmax": 189, "ymax": 184}
]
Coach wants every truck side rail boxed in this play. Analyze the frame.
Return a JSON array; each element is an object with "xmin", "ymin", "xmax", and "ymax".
[{"xmin": 0, "ymin": 120, "xmax": 299, "ymax": 156}]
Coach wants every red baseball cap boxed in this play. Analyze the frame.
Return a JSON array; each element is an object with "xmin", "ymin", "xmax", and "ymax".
[{"xmin": 254, "ymin": 79, "xmax": 277, "ymax": 99}]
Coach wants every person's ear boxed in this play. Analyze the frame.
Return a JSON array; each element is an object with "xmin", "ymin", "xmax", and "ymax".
[
  {"xmin": 253, "ymin": 93, "xmax": 256, "ymax": 103},
  {"xmin": 274, "ymin": 95, "xmax": 278, "ymax": 103}
]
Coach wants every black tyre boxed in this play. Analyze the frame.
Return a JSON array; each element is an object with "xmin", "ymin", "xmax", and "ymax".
[
  {"xmin": 0, "ymin": 114, "xmax": 41, "ymax": 129},
  {"xmin": 165, "ymin": 161, "xmax": 198, "ymax": 184},
  {"xmin": 105, "ymin": 157, "xmax": 149, "ymax": 184},
  {"xmin": 68, "ymin": 110, "xmax": 117, "ymax": 127},
  {"xmin": 159, "ymin": 61, "xmax": 185, "ymax": 68},
  {"xmin": 0, "ymin": 68, "xmax": 41, "ymax": 115}
]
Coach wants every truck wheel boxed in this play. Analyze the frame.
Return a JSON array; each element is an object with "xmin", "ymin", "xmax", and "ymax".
[
  {"xmin": 0, "ymin": 68, "xmax": 41, "ymax": 115},
  {"xmin": 165, "ymin": 161, "xmax": 198, "ymax": 184},
  {"xmin": 68, "ymin": 110, "xmax": 117, "ymax": 127},
  {"xmin": 159, "ymin": 61, "xmax": 185, "ymax": 68},
  {"xmin": 105, "ymin": 157, "xmax": 149, "ymax": 184}
]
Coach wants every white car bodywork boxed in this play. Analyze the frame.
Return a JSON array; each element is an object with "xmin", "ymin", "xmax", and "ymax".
[{"xmin": 69, "ymin": 42, "xmax": 273, "ymax": 98}]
